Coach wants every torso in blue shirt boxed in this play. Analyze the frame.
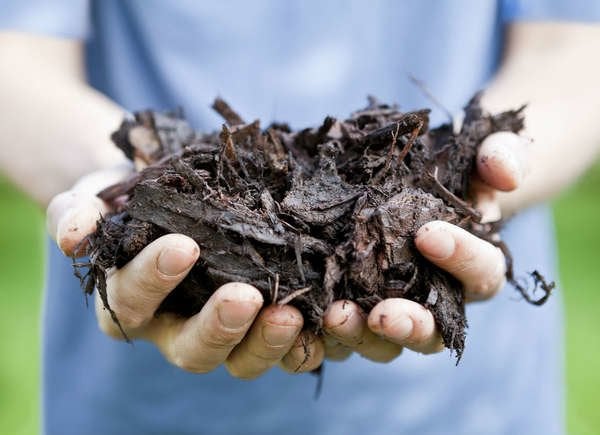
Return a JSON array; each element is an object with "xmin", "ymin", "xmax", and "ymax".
[{"xmin": 36, "ymin": 1, "xmax": 575, "ymax": 434}]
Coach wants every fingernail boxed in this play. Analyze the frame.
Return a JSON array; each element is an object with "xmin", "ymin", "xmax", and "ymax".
[
  {"xmin": 417, "ymin": 227, "xmax": 455, "ymax": 260},
  {"xmin": 262, "ymin": 324, "xmax": 301, "ymax": 346},
  {"xmin": 157, "ymin": 245, "xmax": 198, "ymax": 276},
  {"xmin": 218, "ymin": 300, "xmax": 260, "ymax": 329}
]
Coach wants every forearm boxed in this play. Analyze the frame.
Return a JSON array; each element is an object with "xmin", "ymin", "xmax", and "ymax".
[
  {"xmin": 0, "ymin": 32, "xmax": 126, "ymax": 207},
  {"xmin": 482, "ymin": 22, "xmax": 600, "ymax": 215}
]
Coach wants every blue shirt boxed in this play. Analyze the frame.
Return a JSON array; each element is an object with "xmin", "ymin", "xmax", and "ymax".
[{"xmin": 3, "ymin": 1, "xmax": 599, "ymax": 434}]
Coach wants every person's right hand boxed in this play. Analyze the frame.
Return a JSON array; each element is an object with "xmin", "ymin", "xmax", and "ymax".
[{"xmin": 46, "ymin": 166, "xmax": 324, "ymax": 379}]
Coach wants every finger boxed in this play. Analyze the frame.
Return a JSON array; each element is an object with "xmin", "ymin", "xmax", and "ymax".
[
  {"xmin": 146, "ymin": 282, "xmax": 263, "ymax": 373},
  {"xmin": 279, "ymin": 331, "xmax": 325, "ymax": 373},
  {"xmin": 225, "ymin": 304, "xmax": 303, "ymax": 379},
  {"xmin": 71, "ymin": 163, "xmax": 132, "ymax": 194},
  {"xmin": 47, "ymin": 191, "xmax": 80, "ymax": 239},
  {"xmin": 368, "ymin": 298, "xmax": 444, "ymax": 354},
  {"xmin": 323, "ymin": 336, "xmax": 353, "ymax": 361},
  {"xmin": 415, "ymin": 221, "xmax": 506, "ymax": 301},
  {"xmin": 96, "ymin": 234, "xmax": 199, "ymax": 335},
  {"xmin": 477, "ymin": 131, "xmax": 529, "ymax": 192},
  {"xmin": 470, "ymin": 177, "xmax": 501, "ymax": 223},
  {"xmin": 47, "ymin": 165, "xmax": 132, "ymax": 255},
  {"xmin": 323, "ymin": 300, "xmax": 402, "ymax": 363},
  {"xmin": 47, "ymin": 191, "xmax": 109, "ymax": 256}
]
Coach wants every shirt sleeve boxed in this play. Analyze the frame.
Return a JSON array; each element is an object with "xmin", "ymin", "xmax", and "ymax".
[
  {"xmin": 0, "ymin": 0, "xmax": 90, "ymax": 39},
  {"xmin": 501, "ymin": 0, "xmax": 600, "ymax": 23}
]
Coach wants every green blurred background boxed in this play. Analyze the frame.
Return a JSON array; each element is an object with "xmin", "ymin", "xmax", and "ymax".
[{"xmin": 0, "ymin": 164, "xmax": 599, "ymax": 435}]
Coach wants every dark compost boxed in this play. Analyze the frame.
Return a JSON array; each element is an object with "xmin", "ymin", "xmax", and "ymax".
[{"xmin": 74, "ymin": 94, "xmax": 554, "ymax": 361}]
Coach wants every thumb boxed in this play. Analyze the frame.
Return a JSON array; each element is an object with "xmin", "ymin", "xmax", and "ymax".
[
  {"xmin": 47, "ymin": 191, "xmax": 109, "ymax": 256},
  {"xmin": 415, "ymin": 221, "xmax": 506, "ymax": 301},
  {"xmin": 97, "ymin": 233, "xmax": 200, "ymax": 336},
  {"xmin": 46, "ymin": 165, "xmax": 131, "ymax": 256},
  {"xmin": 476, "ymin": 131, "xmax": 530, "ymax": 192}
]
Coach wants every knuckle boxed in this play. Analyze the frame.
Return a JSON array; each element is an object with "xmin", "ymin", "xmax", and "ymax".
[
  {"xmin": 279, "ymin": 333, "xmax": 324, "ymax": 373},
  {"xmin": 466, "ymin": 251, "xmax": 506, "ymax": 298},
  {"xmin": 248, "ymin": 343, "xmax": 282, "ymax": 361},
  {"xmin": 132, "ymin": 270, "xmax": 174, "ymax": 296},
  {"xmin": 48, "ymin": 190, "xmax": 73, "ymax": 207},
  {"xmin": 478, "ymin": 274, "xmax": 506, "ymax": 298},
  {"xmin": 302, "ymin": 360, "xmax": 323, "ymax": 373},
  {"xmin": 108, "ymin": 292, "xmax": 149, "ymax": 330},
  {"xmin": 273, "ymin": 310, "xmax": 304, "ymax": 330},
  {"xmin": 260, "ymin": 325, "xmax": 303, "ymax": 351},
  {"xmin": 106, "ymin": 276, "xmax": 160, "ymax": 330},
  {"xmin": 427, "ymin": 340, "xmax": 446, "ymax": 354},
  {"xmin": 115, "ymin": 255, "xmax": 182, "ymax": 300},
  {"xmin": 334, "ymin": 334, "xmax": 363, "ymax": 348},
  {"xmin": 414, "ymin": 338, "xmax": 445, "ymax": 355},
  {"xmin": 280, "ymin": 349, "xmax": 306, "ymax": 373},
  {"xmin": 358, "ymin": 341, "xmax": 402, "ymax": 363},
  {"xmin": 97, "ymin": 314, "xmax": 124, "ymax": 339},
  {"xmin": 116, "ymin": 309, "xmax": 147, "ymax": 331},
  {"xmin": 202, "ymin": 328, "xmax": 244, "ymax": 350},
  {"xmin": 469, "ymin": 280, "xmax": 492, "ymax": 297},
  {"xmin": 170, "ymin": 350, "xmax": 211, "ymax": 374},
  {"xmin": 323, "ymin": 315, "xmax": 360, "ymax": 342},
  {"xmin": 225, "ymin": 359, "xmax": 263, "ymax": 380},
  {"xmin": 453, "ymin": 261, "xmax": 474, "ymax": 277},
  {"xmin": 326, "ymin": 350, "xmax": 352, "ymax": 362},
  {"xmin": 301, "ymin": 349, "xmax": 325, "ymax": 372},
  {"xmin": 363, "ymin": 351, "xmax": 398, "ymax": 363},
  {"xmin": 95, "ymin": 296, "xmax": 128, "ymax": 340},
  {"xmin": 451, "ymin": 247, "xmax": 478, "ymax": 275},
  {"xmin": 278, "ymin": 358, "xmax": 296, "ymax": 374}
]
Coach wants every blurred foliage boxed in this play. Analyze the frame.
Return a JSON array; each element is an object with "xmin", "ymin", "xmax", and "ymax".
[
  {"xmin": 0, "ymin": 162, "xmax": 599, "ymax": 434},
  {"xmin": 0, "ymin": 179, "xmax": 43, "ymax": 435},
  {"xmin": 554, "ymin": 163, "xmax": 600, "ymax": 435}
]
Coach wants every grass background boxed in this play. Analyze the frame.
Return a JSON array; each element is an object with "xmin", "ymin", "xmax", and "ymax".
[{"xmin": 0, "ymin": 164, "xmax": 599, "ymax": 434}]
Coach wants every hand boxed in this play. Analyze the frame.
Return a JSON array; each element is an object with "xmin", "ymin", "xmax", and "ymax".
[
  {"xmin": 321, "ymin": 131, "xmax": 528, "ymax": 362},
  {"xmin": 47, "ymin": 167, "xmax": 322, "ymax": 380},
  {"xmin": 46, "ymin": 131, "xmax": 525, "ymax": 373}
]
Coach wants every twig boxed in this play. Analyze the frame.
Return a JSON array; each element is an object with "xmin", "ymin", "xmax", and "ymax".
[
  {"xmin": 272, "ymin": 273, "xmax": 280, "ymax": 304},
  {"xmin": 408, "ymin": 74, "xmax": 454, "ymax": 124},
  {"xmin": 212, "ymin": 97, "xmax": 245, "ymax": 126},
  {"xmin": 371, "ymin": 122, "xmax": 400, "ymax": 185},
  {"xmin": 426, "ymin": 167, "xmax": 481, "ymax": 221},
  {"xmin": 278, "ymin": 286, "xmax": 312, "ymax": 305},
  {"xmin": 397, "ymin": 119, "xmax": 423, "ymax": 163},
  {"xmin": 494, "ymin": 240, "xmax": 555, "ymax": 305}
]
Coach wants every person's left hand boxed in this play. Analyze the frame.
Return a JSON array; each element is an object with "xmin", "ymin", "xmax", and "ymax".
[{"xmin": 320, "ymin": 131, "xmax": 528, "ymax": 362}]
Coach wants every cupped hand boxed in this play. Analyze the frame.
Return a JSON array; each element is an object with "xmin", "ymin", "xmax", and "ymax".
[
  {"xmin": 47, "ymin": 167, "xmax": 321, "ymax": 380},
  {"xmin": 46, "ymin": 131, "xmax": 527, "ymax": 374},
  {"xmin": 322, "ymin": 131, "xmax": 528, "ymax": 362}
]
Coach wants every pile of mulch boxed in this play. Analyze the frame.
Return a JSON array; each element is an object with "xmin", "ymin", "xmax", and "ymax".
[{"xmin": 75, "ymin": 94, "xmax": 553, "ymax": 361}]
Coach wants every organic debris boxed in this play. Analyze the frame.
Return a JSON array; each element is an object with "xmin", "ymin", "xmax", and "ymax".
[{"xmin": 75, "ymin": 94, "xmax": 554, "ymax": 361}]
